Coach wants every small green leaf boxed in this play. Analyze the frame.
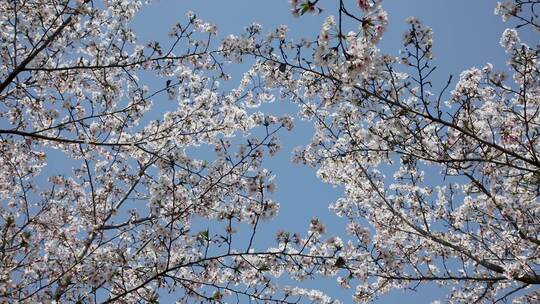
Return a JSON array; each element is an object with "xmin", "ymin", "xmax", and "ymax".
[
  {"xmin": 198, "ymin": 229, "xmax": 209, "ymax": 240},
  {"xmin": 212, "ymin": 291, "xmax": 222, "ymax": 300},
  {"xmin": 300, "ymin": 3, "xmax": 310, "ymax": 15}
]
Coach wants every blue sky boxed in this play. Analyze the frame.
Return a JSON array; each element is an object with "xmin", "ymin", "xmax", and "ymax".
[{"xmin": 128, "ymin": 1, "xmax": 531, "ymax": 302}]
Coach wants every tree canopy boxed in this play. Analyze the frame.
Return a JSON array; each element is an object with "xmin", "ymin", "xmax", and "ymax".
[{"xmin": 0, "ymin": 0, "xmax": 538, "ymax": 303}]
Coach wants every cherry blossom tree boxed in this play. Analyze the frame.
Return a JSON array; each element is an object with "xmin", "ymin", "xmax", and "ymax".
[
  {"xmin": 2, "ymin": 0, "xmax": 540, "ymax": 303},
  {"xmin": 243, "ymin": 0, "xmax": 539, "ymax": 302},
  {"xmin": 0, "ymin": 1, "xmax": 345, "ymax": 303}
]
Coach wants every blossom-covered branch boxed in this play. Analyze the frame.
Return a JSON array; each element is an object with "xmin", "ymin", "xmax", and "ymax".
[{"xmin": 235, "ymin": 0, "xmax": 540, "ymax": 302}]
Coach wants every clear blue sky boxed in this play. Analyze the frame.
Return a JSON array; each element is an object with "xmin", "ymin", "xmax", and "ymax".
[{"xmin": 128, "ymin": 1, "xmax": 531, "ymax": 302}]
